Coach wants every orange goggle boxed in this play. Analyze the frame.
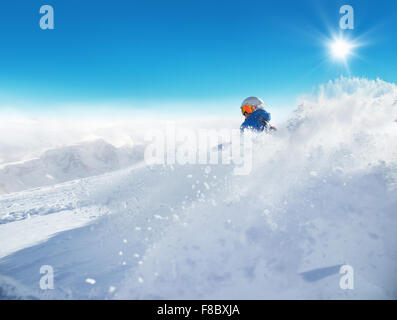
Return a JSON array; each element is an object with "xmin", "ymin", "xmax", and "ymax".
[{"xmin": 241, "ymin": 105, "xmax": 255, "ymax": 115}]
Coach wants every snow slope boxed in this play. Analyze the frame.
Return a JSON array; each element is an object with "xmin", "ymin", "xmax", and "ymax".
[{"xmin": 0, "ymin": 77, "xmax": 396, "ymax": 299}]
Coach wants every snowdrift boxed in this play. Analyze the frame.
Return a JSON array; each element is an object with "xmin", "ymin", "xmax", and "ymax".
[
  {"xmin": 0, "ymin": 77, "xmax": 396, "ymax": 299},
  {"xmin": 116, "ymin": 77, "xmax": 397, "ymax": 299}
]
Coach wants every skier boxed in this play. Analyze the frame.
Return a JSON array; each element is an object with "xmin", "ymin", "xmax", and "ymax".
[{"xmin": 240, "ymin": 97, "xmax": 277, "ymax": 132}]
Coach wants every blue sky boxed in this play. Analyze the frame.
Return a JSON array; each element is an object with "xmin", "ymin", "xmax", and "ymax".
[{"xmin": 0, "ymin": 0, "xmax": 396, "ymax": 115}]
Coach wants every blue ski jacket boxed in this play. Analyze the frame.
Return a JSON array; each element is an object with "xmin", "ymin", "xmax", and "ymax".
[{"xmin": 240, "ymin": 109, "xmax": 271, "ymax": 132}]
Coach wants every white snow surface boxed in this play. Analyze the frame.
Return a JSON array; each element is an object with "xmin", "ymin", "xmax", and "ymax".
[{"xmin": 0, "ymin": 77, "xmax": 397, "ymax": 299}]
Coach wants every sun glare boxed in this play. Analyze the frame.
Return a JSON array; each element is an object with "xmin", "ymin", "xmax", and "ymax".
[{"xmin": 330, "ymin": 38, "xmax": 354, "ymax": 60}]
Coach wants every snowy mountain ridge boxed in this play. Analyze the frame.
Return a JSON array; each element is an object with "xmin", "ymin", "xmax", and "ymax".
[{"xmin": 0, "ymin": 139, "xmax": 144, "ymax": 195}]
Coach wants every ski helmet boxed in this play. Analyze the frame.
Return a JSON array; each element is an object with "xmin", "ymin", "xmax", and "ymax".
[{"xmin": 240, "ymin": 96, "xmax": 265, "ymax": 110}]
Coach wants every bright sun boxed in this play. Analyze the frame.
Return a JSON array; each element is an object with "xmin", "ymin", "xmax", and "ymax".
[{"xmin": 330, "ymin": 38, "xmax": 354, "ymax": 60}]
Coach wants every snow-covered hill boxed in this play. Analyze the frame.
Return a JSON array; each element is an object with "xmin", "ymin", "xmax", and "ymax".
[
  {"xmin": 0, "ymin": 78, "xmax": 396, "ymax": 299},
  {"xmin": 0, "ymin": 139, "xmax": 145, "ymax": 195}
]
